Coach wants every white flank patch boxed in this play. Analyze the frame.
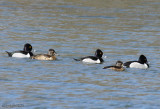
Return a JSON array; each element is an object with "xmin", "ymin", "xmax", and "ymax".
[
  {"xmin": 130, "ymin": 62, "xmax": 148, "ymax": 69},
  {"xmin": 12, "ymin": 53, "xmax": 30, "ymax": 58},
  {"xmin": 82, "ymin": 58, "xmax": 100, "ymax": 64}
]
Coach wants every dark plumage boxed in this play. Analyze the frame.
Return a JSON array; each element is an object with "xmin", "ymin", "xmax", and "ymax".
[
  {"xmin": 74, "ymin": 49, "xmax": 104, "ymax": 64},
  {"xmin": 6, "ymin": 43, "xmax": 33, "ymax": 58},
  {"xmin": 123, "ymin": 55, "xmax": 149, "ymax": 69}
]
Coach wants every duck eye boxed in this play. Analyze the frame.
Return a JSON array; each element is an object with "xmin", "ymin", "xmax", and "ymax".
[{"xmin": 29, "ymin": 46, "xmax": 32, "ymax": 48}]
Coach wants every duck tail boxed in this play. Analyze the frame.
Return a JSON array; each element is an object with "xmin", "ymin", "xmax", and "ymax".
[
  {"xmin": 103, "ymin": 66, "xmax": 111, "ymax": 69},
  {"xmin": 6, "ymin": 51, "xmax": 12, "ymax": 57},
  {"xmin": 73, "ymin": 58, "xmax": 81, "ymax": 61}
]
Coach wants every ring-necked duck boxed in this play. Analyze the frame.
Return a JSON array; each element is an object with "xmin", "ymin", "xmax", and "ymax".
[
  {"xmin": 6, "ymin": 43, "xmax": 33, "ymax": 58},
  {"xmin": 74, "ymin": 49, "xmax": 104, "ymax": 64},
  {"xmin": 31, "ymin": 49, "xmax": 57, "ymax": 60},
  {"xmin": 103, "ymin": 61, "xmax": 125, "ymax": 71},
  {"xmin": 123, "ymin": 55, "xmax": 149, "ymax": 69}
]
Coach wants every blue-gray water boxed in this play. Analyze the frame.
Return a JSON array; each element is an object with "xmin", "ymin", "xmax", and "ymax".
[{"xmin": 0, "ymin": 0, "xmax": 160, "ymax": 109}]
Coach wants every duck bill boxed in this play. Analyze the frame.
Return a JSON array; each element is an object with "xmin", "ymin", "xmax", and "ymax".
[{"xmin": 54, "ymin": 52, "xmax": 60, "ymax": 56}]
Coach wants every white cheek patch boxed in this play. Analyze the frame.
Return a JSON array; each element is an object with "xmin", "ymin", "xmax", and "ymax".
[
  {"xmin": 82, "ymin": 58, "xmax": 100, "ymax": 64},
  {"xmin": 12, "ymin": 53, "xmax": 30, "ymax": 58},
  {"xmin": 130, "ymin": 62, "xmax": 148, "ymax": 69}
]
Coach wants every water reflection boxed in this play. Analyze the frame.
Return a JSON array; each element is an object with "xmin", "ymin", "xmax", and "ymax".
[{"xmin": 0, "ymin": 0, "xmax": 160, "ymax": 108}]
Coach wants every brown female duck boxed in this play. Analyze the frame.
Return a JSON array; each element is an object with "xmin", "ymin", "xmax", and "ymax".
[
  {"xmin": 31, "ymin": 49, "xmax": 57, "ymax": 60},
  {"xmin": 103, "ymin": 61, "xmax": 124, "ymax": 71}
]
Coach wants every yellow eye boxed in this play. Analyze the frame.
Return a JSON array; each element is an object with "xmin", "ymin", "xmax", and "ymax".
[{"xmin": 29, "ymin": 46, "xmax": 32, "ymax": 48}]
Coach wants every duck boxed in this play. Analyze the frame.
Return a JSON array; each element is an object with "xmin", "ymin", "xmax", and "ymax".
[
  {"xmin": 74, "ymin": 49, "xmax": 104, "ymax": 64},
  {"xmin": 6, "ymin": 43, "xmax": 33, "ymax": 58},
  {"xmin": 31, "ymin": 49, "xmax": 57, "ymax": 61},
  {"xmin": 103, "ymin": 61, "xmax": 125, "ymax": 71},
  {"xmin": 123, "ymin": 55, "xmax": 149, "ymax": 69}
]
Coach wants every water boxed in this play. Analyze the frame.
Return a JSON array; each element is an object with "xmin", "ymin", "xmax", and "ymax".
[{"xmin": 0, "ymin": 0, "xmax": 160, "ymax": 108}]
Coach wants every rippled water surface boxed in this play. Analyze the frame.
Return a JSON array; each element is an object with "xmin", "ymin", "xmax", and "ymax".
[{"xmin": 0, "ymin": 0, "xmax": 160, "ymax": 108}]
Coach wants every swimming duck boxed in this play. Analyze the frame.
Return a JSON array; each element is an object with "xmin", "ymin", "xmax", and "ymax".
[
  {"xmin": 74, "ymin": 49, "xmax": 104, "ymax": 64},
  {"xmin": 123, "ymin": 55, "xmax": 149, "ymax": 69},
  {"xmin": 6, "ymin": 43, "xmax": 33, "ymax": 58},
  {"xmin": 103, "ymin": 61, "xmax": 125, "ymax": 71},
  {"xmin": 31, "ymin": 49, "xmax": 57, "ymax": 60}
]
